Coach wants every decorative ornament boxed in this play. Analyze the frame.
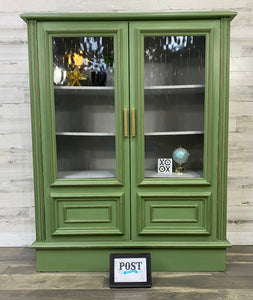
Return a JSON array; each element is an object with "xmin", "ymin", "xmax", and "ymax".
[
  {"xmin": 53, "ymin": 65, "xmax": 66, "ymax": 85},
  {"xmin": 63, "ymin": 50, "xmax": 88, "ymax": 86},
  {"xmin": 172, "ymin": 147, "xmax": 190, "ymax": 174},
  {"xmin": 66, "ymin": 65, "xmax": 88, "ymax": 86}
]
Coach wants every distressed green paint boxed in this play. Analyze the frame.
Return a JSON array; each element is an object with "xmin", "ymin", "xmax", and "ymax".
[
  {"xmin": 31, "ymin": 240, "xmax": 231, "ymax": 249},
  {"xmin": 51, "ymin": 194, "xmax": 126, "ymax": 239},
  {"xmin": 150, "ymin": 205, "xmax": 198, "ymax": 223},
  {"xmin": 27, "ymin": 20, "xmax": 46, "ymax": 241},
  {"xmin": 217, "ymin": 18, "xmax": 231, "ymax": 241},
  {"xmin": 22, "ymin": 12, "xmax": 234, "ymax": 271},
  {"xmin": 21, "ymin": 11, "xmax": 237, "ymax": 22},
  {"xmin": 36, "ymin": 248, "xmax": 227, "ymax": 271},
  {"xmin": 63, "ymin": 206, "xmax": 112, "ymax": 223},
  {"xmin": 35, "ymin": 21, "xmax": 131, "ymax": 242},
  {"xmin": 135, "ymin": 192, "xmax": 212, "ymax": 239},
  {"xmin": 129, "ymin": 20, "xmax": 220, "ymax": 187},
  {"xmin": 36, "ymin": 21, "xmax": 129, "ymax": 187},
  {"xmin": 129, "ymin": 20, "xmax": 221, "ymax": 244}
]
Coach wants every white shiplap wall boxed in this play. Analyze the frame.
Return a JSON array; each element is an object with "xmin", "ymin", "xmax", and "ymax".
[{"xmin": 0, "ymin": 0, "xmax": 252, "ymax": 246}]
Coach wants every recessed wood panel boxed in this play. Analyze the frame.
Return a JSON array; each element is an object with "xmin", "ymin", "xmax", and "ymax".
[
  {"xmin": 51, "ymin": 194, "xmax": 124, "ymax": 236},
  {"xmin": 64, "ymin": 206, "xmax": 112, "ymax": 223},
  {"xmin": 151, "ymin": 205, "xmax": 198, "ymax": 223},
  {"xmin": 137, "ymin": 193, "xmax": 211, "ymax": 235}
]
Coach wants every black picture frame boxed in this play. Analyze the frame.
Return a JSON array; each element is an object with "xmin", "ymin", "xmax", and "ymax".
[{"xmin": 110, "ymin": 253, "xmax": 151, "ymax": 288}]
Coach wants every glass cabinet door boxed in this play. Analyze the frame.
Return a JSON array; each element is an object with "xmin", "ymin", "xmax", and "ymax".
[
  {"xmin": 52, "ymin": 36, "xmax": 116, "ymax": 179},
  {"xmin": 129, "ymin": 20, "xmax": 220, "ymax": 184},
  {"xmin": 129, "ymin": 20, "xmax": 220, "ymax": 242},
  {"xmin": 144, "ymin": 35, "xmax": 205, "ymax": 178},
  {"xmin": 36, "ymin": 22, "xmax": 130, "ymax": 242}
]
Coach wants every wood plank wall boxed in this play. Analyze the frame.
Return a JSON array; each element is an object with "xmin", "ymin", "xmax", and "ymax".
[{"xmin": 0, "ymin": 1, "xmax": 252, "ymax": 246}]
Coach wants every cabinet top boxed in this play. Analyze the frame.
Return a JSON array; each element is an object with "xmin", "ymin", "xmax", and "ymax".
[{"xmin": 20, "ymin": 11, "xmax": 237, "ymax": 22}]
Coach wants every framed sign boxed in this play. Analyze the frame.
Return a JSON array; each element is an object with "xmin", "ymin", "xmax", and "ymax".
[{"xmin": 110, "ymin": 253, "xmax": 151, "ymax": 288}]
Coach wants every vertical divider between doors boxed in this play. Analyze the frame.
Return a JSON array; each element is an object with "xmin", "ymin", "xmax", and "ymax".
[
  {"xmin": 129, "ymin": 22, "xmax": 143, "ymax": 241},
  {"xmin": 128, "ymin": 22, "xmax": 132, "ymax": 240}
]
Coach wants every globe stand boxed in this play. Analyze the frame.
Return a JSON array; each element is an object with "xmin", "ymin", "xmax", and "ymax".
[{"xmin": 175, "ymin": 164, "xmax": 185, "ymax": 175}]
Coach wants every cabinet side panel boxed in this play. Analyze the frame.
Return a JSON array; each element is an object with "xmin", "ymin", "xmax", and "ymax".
[
  {"xmin": 27, "ymin": 20, "xmax": 46, "ymax": 242},
  {"xmin": 217, "ymin": 18, "xmax": 232, "ymax": 242}
]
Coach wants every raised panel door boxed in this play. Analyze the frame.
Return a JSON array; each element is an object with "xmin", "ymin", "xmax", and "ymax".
[
  {"xmin": 129, "ymin": 20, "xmax": 220, "ymax": 241},
  {"xmin": 37, "ymin": 21, "xmax": 131, "ymax": 241}
]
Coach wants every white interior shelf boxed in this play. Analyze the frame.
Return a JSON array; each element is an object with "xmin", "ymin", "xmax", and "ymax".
[
  {"xmin": 145, "ymin": 170, "xmax": 203, "ymax": 178},
  {"xmin": 54, "ymin": 86, "xmax": 114, "ymax": 90},
  {"xmin": 144, "ymin": 84, "xmax": 205, "ymax": 95},
  {"xmin": 145, "ymin": 131, "xmax": 204, "ymax": 136},
  {"xmin": 58, "ymin": 170, "xmax": 116, "ymax": 179},
  {"xmin": 56, "ymin": 132, "xmax": 115, "ymax": 137},
  {"xmin": 58, "ymin": 170, "xmax": 202, "ymax": 179},
  {"xmin": 56, "ymin": 131, "xmax": 203, "ymax": 137},
  {"xmin": 54, "ymin": 85, "xmax": 115, "ymax": 95},
  {"xmin": 144, "ymin": 84, "xmax": 205, "ymax": 90}
]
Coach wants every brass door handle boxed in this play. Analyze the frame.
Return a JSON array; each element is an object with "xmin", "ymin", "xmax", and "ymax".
[
  {"xmin": 132, "ymin": 108, "xmax": 136, "ymax": 137},
  {"xmin": 124, "ymin": 109, "xmax": 128, "ymax": 137}
]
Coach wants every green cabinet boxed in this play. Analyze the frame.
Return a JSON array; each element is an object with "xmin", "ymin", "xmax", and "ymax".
[{"xmin": 21, "ymin": 12, "xmax": 236, "ymax": 271}]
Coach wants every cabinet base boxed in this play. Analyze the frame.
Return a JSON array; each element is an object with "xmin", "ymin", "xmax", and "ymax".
[{"xmin": 35, "ymin": 248, "xmax": 227, "ymax": 271}]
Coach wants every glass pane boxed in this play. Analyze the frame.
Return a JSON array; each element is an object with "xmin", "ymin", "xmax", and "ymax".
[
  {"xmin": 52, "ymin": 37, "xmax": 115, "ymax": 179},
  {"xmin": 144, "ymin": 36, "xmax": 205, "ymax": 178}
]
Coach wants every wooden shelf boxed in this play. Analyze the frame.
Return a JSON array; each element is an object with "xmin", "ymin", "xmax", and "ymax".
[
  {"xmin": 56, "ymin": 131, "xmax": 203, "ymax": 137},
  {"xmin": 145, "ymin": 131, "xmax": 204, "ymax": 136},
  {"xmin": 144, "ymin": 84, "xmax": 204, "ymax": 95},
  {"xmin": 54, "ymin": 86, "xmax": 114, "ymax": 96},
  {"xmin": 58, "ymin": 170, "xmax": 203, "ymax": 179},
  {"xmin": 54, "ymin": 85, "xmax": 203, "ymax": 96},
  {"xmin": 56, "ymin": 132, "xmax": 115, "ymax": 137},
  {"xmin": 145, "ymin": 84, "xmax": 204, "ymax": 90},
  {"xmin": 58, "ymin": 170, "xmax": 116, "ymax": 179},
  {"xmin": 145, "ymin": 170, "xmax": 203, "ymax": 178}
]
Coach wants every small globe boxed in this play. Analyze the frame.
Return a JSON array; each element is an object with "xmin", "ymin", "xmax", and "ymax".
[{"xmin": 172, "ymin": 147, "xmax": 190, "ymax": 165}]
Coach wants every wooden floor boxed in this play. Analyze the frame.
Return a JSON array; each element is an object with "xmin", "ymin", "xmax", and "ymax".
[{"xmin": 0, "ymin": 246, "xmax": 252, "ymax": 300}]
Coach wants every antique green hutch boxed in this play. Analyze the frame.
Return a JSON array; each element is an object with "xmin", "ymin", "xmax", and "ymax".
[{"xmin": 21, "ymin": 11, "xmax": 236, "ymax": 271}]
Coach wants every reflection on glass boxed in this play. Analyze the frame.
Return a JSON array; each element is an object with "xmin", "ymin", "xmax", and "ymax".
[
  {"xmin": 52, "ymin": 37, "xmax": 116, "ymax": 179},
  {"xmin": 53, "ymin": 37, "xmax": 114, "ymax": 86},
  {"xmin": 144, "ymin": 36, "xmax": 205, "ymax": 178}
]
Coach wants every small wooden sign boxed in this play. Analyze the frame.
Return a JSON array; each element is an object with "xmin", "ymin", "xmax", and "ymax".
[{"xmin": 110, "ymin": 253, "xmax": 151, "ymax": 288}]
